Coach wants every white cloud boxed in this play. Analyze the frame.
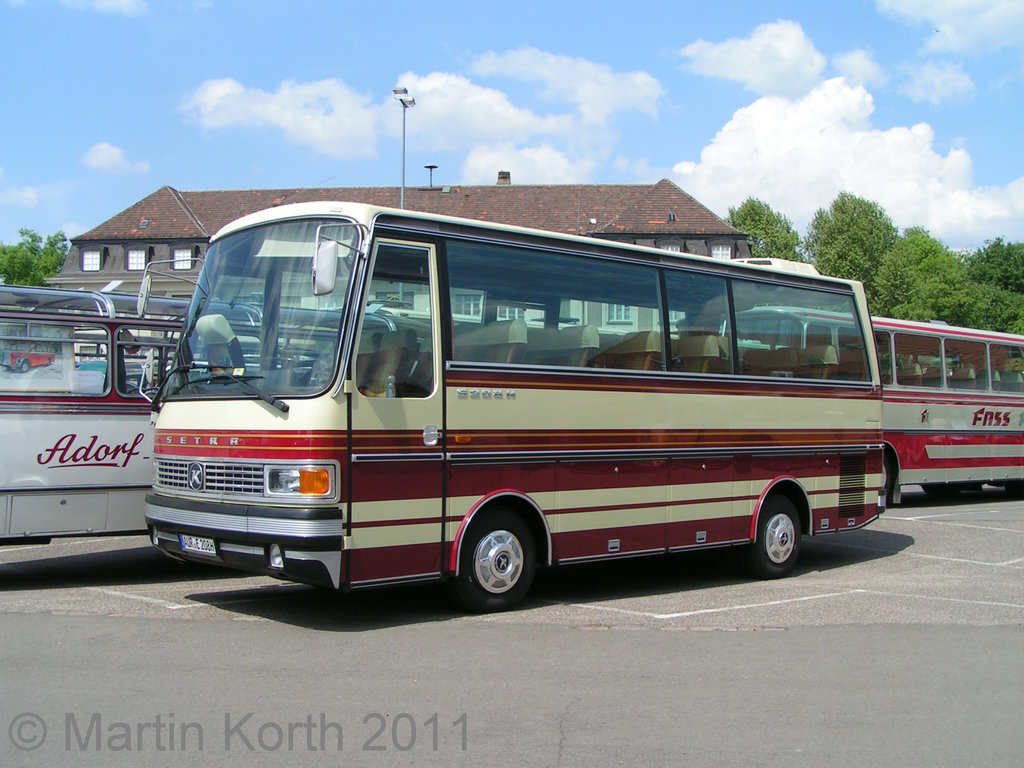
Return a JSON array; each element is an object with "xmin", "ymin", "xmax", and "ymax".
[
  {"xmin": 671, "ymin": 77, "xmax": 1024, "ymax": 247},
  {"xmin": 470, "ymin": 47, "xmax": 664, "ymax": 125},
  {"xmin": 461, "ymin": 143, "xmax": 594, "ymax": 185},
  {"xmin": 678, "ymin": 20, "xmax": 827, "ymax": 97},
  {"xmin": 833, "ymin": 49, "xmax": 889, "ymax": 88},
  {"xmin": 391, "ymin": 71, "xmax": 572, "ymax": 152},
  {"xmin": 181, "ymin": 78, "xmax": 378, "ymax": 159},
  {"xmin": 899, "ymin": 60, "xmax": 975, "ymax": 104},
  {"xmin": 81, "ymin": 142, "xmax": 150, "ymax": 174},
  {"xmin": 61, "ymin": 0, "xmax": 146, "ymax": 15},
  {"xmin": 877, "ymin": 0, "xmax": 1024, "ymax": 54},
  {"xmin": 177, "ymin": 52, "xmax": 660, "ymax": 183},
  {"xmin": 0, "ymin": 168, "xmax": 38, "ymax": 207}
]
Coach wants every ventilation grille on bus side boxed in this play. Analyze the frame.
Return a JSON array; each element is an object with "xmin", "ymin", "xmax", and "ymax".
[{"xmin": 838, "ymin": 453, "xmax": 867, "ymax": 514}]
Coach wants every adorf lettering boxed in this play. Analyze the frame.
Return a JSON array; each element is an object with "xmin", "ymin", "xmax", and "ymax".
[{"xmin": 37, "ymin": 432, "xmax": 147, "ymax": 469}]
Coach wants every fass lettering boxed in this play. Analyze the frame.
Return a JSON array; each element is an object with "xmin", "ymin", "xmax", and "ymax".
[
  {"xmin": 37, "ymin": 432, "xmax": 146, "ymax": 469},
  {"xmin": 972, "ymin": 408, "xmax": 1011, "ymax": 427}
]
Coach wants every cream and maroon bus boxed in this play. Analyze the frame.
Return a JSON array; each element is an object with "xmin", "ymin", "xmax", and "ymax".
[
  {"xmin": 874, "ymin": 317, "xmax": 1024, "ymax": 503},
  {"xmin": 143, "ymin": 203, "xmax": 883, "ymax": 611},
  {"xmin": 0, "ymin": 285, "xmax": 185, "ymax": 545}
]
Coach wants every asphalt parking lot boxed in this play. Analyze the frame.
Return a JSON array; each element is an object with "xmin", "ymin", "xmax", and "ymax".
[{"xmin": 2, "ymin": 487, "xmax": 1022, "ymax": 767}]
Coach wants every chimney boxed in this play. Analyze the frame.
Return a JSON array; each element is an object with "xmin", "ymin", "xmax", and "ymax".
[{"xmin": 496, "ymin": 170, "xmax": 511, "ymax": 186}]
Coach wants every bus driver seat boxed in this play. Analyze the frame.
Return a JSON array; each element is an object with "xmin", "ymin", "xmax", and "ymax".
[{"xmin": 196, "ymin": 314, "xmax": 244, "ymax": 372}]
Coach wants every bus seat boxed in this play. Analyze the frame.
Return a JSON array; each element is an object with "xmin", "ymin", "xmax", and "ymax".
[
  {"xmin": 527, "ymin": 325, "xmax": 600, "ymax": 367},
  {"xmin": 996, "ymin": 369, "xmax": 1023, "ymax": 392},
  {"xmin": 919, "ymin": 365, "xmax": 943, "ymax": 388},
  {"xmin": 949, "ymin": 366, "xmax": 976, "ymax": 389},
  {"xmin": 975, "ymin": 368, "xmax": 991, "ymax": 391},
  {"xmin": 799, "ymin": 344, "xmax": 838, "ymax": 379},
  {"xmin": 838, "ymin": 347, "xmax": 867, "ymax": 382},
  {"xmin": 453, "ymin": 319, "xmax": 528, "ymax": 364},
  {"xmin": 897, "ymin": 362, "xmax": 923, "ymax": 387},
  {"xmin": 357, "ymin": 329, "xmax": 417, "ymax": 396},
  {"xmin": 591, "ymin": 330, "xmax": 662, "ymax": 371},
  {"xmin": 742, "ymin": 347, "xmax": 799, "ymax": 377},
  {"xmin": 672, "ymin": 334, "xmax": 722, "ymax": 373}
]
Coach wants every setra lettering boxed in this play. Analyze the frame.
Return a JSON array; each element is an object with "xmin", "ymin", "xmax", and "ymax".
[{"xmin": 37, "ymin": 432, "xmax": 146, "ymax": 469}]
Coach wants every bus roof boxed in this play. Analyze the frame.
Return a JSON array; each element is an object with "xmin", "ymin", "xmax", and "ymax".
[
  {"xmin": 0, "ymin": 284, "xmax": 188, "ymax": 321},
  {"xmin": 211, "ymin": 201, "xmax": 863, "ymax": 291},
  {"xmin": 873, "ymin": 315, "xmax": 1024, "ymax": 345}
]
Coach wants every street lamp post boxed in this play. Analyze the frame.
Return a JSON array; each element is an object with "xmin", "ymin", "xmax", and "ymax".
[{"xmin": 392, "ymin": 87, "xmax": 416, "ymax": 209}]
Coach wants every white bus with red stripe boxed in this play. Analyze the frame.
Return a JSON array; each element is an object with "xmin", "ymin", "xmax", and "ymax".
[
  {"xmin": 0, "ymin": 286, "xmax": 185, "ymax": 544},
  {"xmin": 873, "ymin": 317, "xmax": 1024, "ymax": 503},
  {"xmin": 143, "ymin": 203, "xmax": 883, "ymax": 611}
]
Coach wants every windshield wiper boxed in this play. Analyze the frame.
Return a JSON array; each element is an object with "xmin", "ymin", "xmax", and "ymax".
[
  {"xmin": 187, "ymin": 371, "xmax": 290, "ymax": 413},
  {"xmin": 148, "ymin": 361, "xmax": 206, "ymax": 412}
]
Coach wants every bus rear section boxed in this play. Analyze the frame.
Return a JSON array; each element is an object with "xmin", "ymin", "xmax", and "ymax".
[
  {"xmin": 145, "ymin": 202, "xmax": 883, "ymax": 611},
  {"xmin": 0, "ymin": 286, "xmax": 184, "ymax": 544},
  {"xmin": 875, "ymin": 317, "xmax": 1024, "ymax": 503}
]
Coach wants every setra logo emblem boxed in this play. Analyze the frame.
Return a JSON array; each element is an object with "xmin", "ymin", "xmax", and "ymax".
[{"xmin": 188, "ymin": 462, "xmax": 205, "ymax": 491}]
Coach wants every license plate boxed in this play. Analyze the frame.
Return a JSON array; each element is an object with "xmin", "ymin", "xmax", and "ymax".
[{"xmin": 179, "ymin": 534, "xmax": 217, "ymax": 556}]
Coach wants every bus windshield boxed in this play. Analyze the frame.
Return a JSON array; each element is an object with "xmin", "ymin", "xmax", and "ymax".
[{"xmin": 166, "ymin": 218, "xmax": 360, "ymax": 401}]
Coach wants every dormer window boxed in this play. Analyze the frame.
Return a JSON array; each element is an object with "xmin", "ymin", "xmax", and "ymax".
[
  {"xmin": 127, "ymin": 248, "xmax": 147, "ymax": 271},
  {"xmin": 82, "ymin": 249, "xmax": 102, "ymax": 272},
  {"xmin": 711, "ymin": 244, "xmax": 732, "ymax": 260},
  {"xmin": 172, "ymin": 246, "xmax": 193, "ymax": 270}
]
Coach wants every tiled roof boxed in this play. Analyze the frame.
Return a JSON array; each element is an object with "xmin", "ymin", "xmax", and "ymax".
[{"xmin": 75, "ymin": 179, "xmax": 743, "ymax": 242}]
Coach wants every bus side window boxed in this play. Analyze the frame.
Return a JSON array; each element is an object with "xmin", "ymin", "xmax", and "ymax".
[
  {"xmin": 664, "ymin": 270, "xmax": 732, "ymax": 375},
  {"xmin": 358, "ymin": 242, "xmax": 434, "ymax": 398},
  {"xmin": 446, "ymin": 239, "xmax": 663, "ymax": 374}
]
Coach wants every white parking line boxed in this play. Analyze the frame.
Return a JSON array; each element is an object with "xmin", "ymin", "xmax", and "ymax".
[
  {"xmin": 885, "ymin": 515, "xmax": 1024, "ymax": 535},
  {"xmin": 85, "ymin": 587, "xmax": 201, "ymax": 611},
  {"xmin": 566, "ymin": 586, "xmax": 1024, "ymax": 621},
  {"xmin": 569, "ymin": 590, "xmax": 862, "ymax": 620}
]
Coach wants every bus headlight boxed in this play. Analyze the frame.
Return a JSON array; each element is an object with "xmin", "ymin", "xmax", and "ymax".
[{"xmin": 266, "ymin": 466, "xmax": 333, "ymax": 497}]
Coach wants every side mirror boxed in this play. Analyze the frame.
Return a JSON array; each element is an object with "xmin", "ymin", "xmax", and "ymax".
[
  {"xmin": 137, "ymin": 347, "xmax": 157, "ymax": 402},
  {"xmin": 312, "ymin": 240, "xmax": 339, "ymax": 295},
  {"xmin": 137, "ymin": 273, "xmax": 152, "ymax": 316}
]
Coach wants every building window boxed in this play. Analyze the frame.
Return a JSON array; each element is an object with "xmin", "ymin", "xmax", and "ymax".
[
  {"xmin": 607, "ymin": 304, "xmax": 632, "ymax": 324},
  {"xmin": 452, "ymin": 292, "xmax": 482, "ymax": 319},
  {"xmin": 711, "ymin": 244, "xmax": 732, "ymax": 261},
  {"xmin": 127, "ymin": 248, "xmax": 147, "ymax": 271},
  {"xmin": 82, "ymin": 249, "xmax": 102, "ymax": 272},
  {"xmin": 172, "ymin": 246, "xmax": 192, "ymax": 270},
  {"xmin": 660, "ymin": 243, "xmax": 682, "ymax": 253}
]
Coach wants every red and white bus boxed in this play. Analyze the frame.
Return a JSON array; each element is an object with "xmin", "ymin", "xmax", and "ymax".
[
  {"xmin": 143, "ymin": 203, "xmax": 883, "ymax": 611},
  {"xmin": 874, "ymin": 317, "xmax": 1024, "ymax": 502},
  {"xmin": 0, "ymin": 285, "xmax": 186, "ymax": 545}
]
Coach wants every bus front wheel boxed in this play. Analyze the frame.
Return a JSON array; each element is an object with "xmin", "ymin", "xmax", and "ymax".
[
  {"xmin": 744, "ymin": 495, "xmax": 801, "ymax": 579},
  {"xmin": 449, "ymin": 508, "xmax": 535, "ymax": 613}
]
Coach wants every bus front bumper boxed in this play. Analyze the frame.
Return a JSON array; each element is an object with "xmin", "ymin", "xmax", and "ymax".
[{"xmin": 145, "ymin": 493, "xmax": 344, "ymax": 589}]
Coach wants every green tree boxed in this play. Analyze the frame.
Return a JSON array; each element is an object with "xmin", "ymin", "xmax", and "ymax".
[
  {"xmin": 726, "ymin": 198, "xmax": 804, "ymax": 262},
  {"xmin": 964, "ymin": 238, "xmax": 1024, "ymax": 294},
  {"xmin": 803, "ymin": 192, "xmax": 899, "ymax": 298},
  {"xmin": 0, "ymin": 229, "xmax": 68, "ymax": 286},
  {"xmin": 874, "ymin": 227, "xmax": 981, "ymax": 327}
]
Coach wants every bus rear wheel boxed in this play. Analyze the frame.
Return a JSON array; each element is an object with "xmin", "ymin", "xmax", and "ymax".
[
  {"xmin": 449, "ymin": 508, "xmax": 535, "ymax": 613},
  {"xmin": 744, "ymin": 495, "xmax": 801, "ymax": 579}
]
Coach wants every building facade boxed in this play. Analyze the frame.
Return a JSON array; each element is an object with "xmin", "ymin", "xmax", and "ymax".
[{"xmin": 54, "ymin": 176, "xmax": 749, "ymax": 297}]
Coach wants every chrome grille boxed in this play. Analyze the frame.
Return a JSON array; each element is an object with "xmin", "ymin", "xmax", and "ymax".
[{"xmin": 156, "ymin": 458, "xmax": 264, "ymax": 496}]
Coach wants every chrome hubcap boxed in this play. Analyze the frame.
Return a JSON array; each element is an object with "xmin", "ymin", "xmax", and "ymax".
[
  {"xmin": 764, "ymin": 513, "xmax": 796, "ymax": 564},
  {"xmin": 472, "ymin": 530, "xmax": 524, "ymax": 594}
]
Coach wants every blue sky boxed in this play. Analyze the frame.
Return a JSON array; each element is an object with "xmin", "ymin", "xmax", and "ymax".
[{"xmin": 2, "ymin": 0, "xmax": 1023, "ymax": 251}]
